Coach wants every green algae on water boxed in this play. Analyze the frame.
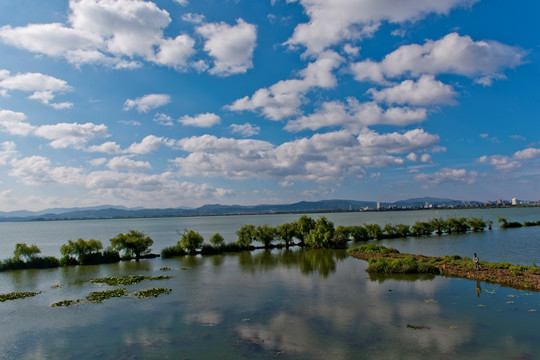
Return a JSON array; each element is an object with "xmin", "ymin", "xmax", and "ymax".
[
  {"xmin": 89, "ymin": 275, "xmax": 172, "ymax": 286},
  {"xmin": 0, "ymin": 291, "xmax": 41, "ymax": 302},
  {"xmin": 131, "ymin": 287, "xmax": 171, "ymax": 298}
]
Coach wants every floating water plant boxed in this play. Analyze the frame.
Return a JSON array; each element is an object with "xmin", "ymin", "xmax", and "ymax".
[
  {"xmin": 407, "ymin": 324, "xmax": 430, "ymax": 330},
  {"xmin": 50, "ymin": 284, "xmax": 63, "ymax": 289},
  {"xmin": 131, "ymin": 288, "xmax": 171, "ymax": 298},
  {"xmin": 52, "ymin": 299, "xmax": 82, "ymax": 307},
  {"xmin": 86, "ymin": 288, "xmax": 128, "ymax": 303},
  {"xmin": 0, "ymin": 291, "xmax": 41, "ymax": 302},
  {"xmin": 89, "ymin": 275, "xmax": 172, "ymax": 286},
  {"xmin": 160, "ymin": 267, "xmax": 171, "ymax": 271}
]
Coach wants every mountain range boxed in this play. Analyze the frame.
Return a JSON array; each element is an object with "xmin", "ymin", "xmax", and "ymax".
[{"xmin": 0, "ymin": 197, "xmax": 478, "ymax": 222}]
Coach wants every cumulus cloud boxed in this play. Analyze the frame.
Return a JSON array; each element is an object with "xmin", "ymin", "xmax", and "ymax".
[
  {"xmin": 125, "ymin": 135, "xmax": 172, "ymax": 154},
  {"xmin": 286, "ymin": 0, "xmax": 478, "ymax": 55},
  {"xmin": 351, "ymin": 33, "xmax": 525, "ymax": 85},
  {"xmin": 478, "ymin": 147, "xmax": 540, "ymax": 170},
  {"xmin": 153, "ymin": 113, "xmax": 174, "ymax": 126},
  {"xmin": 124, "ymin": 94, "xmax": 171, "ymax": 113},
  {"xmin": 172, "ymin": 129, "xmax": 439, "ymax": 183},
  {"xmin": 106, "ymin": 156, "xmax": 152, "ymax": 171},
  {"xmin": 285, "ymin": 98, "xmax": 427, "ymax": 132},
  {"xmin": 0, "ymin": 109, "xmax": 35, "ymax": 136},
  {"xmin": 9, "ymin": 155, "xmax": 83, "ymax": 185},
  {"xmin": 414, "ymin": 167, "xmax": 478, "ymax": 185},
  {"xmin": 0, "ymin": 70, "xmax": 73, "ymax": 108},
  {"xmin": 86, "ymin": 141, "xmax": 122, "ymax": 154},
  {"xmin": 182, "ymin": 13, "xmax": 205, "ymax": 24},
  {"xmin": 179, "ymin": 113, "xmax": 221, "ymax": 127},
  {"xmin": 513, "ymin": 148, "xmax": 540, "ymax": 160},
  {"xmin": 0, "ymin": 141, "xmax": 18, "ymax": 165},
  {"xmin": 196, "ymin": 19, "xmax": 257, "ymax": 76},
  {"xmin": 367, "ymin": 75, "xmax": 458, "ymax": 105},
  {"xmin": 227, "ymin": 51, "xmax": 344, "ymax": 120},
  {"xmin": 33, "ymin": 122, "xmax": 108, "ymax": 149},
  {"xmin": 0, "ymin": 0, "xmax": 196, "ymax": 70},
  {"xmin": 230, "ymin": 123, "xmax": 260, "ymax": 137}
]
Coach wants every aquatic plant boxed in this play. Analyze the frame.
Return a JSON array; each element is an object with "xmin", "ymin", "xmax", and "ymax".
[
  {"xmin": 131, "ymin": 288, "xmax": 171, "ymax": 298},
  {"xmin": 86, "ymin": 288, "xmax": 128, "ymax": 303},
  {"xmin": 0, "ymin": 291, "xmax": 41, "ymax": 302},
  {"xmin": 161, "ymin": 244, "xmax": 188, "ymax": 258},
  {"xmin": 366, "ymin": 256, "xmax": 439, "ymax": 274},
  {"xmin": 407, "ymin": 324, "xmax": 430, "ymax": 330},
  {"xmin": 51, "ymin": 299, "xmax": 82, "ymax": 307},
  {"xmin": 89, "ymin": 275, "xmax": 172, "ymax": 286},
  {"xmin": 348, "ymin": 244, "xmax": 399, "ymax": 255}
]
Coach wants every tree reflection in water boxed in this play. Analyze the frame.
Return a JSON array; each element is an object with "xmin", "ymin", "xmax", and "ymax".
[{"xmin": 236, "ymin": 248, "xmax": 347, "ymax": 277}]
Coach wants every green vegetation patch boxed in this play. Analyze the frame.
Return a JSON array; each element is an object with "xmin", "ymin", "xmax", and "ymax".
[
  {"xmin": 89, "ymin": 275, "xmax": 172, "ymax": 286},
  {"xmin": 86, "ymin": 288, "xmax": 128, "ymax": 303},
  {"xmin": 0, "ymin": 291, "xmax": 41, "ymax": 302},
  {"xmin": 52, "ymin": 299, "xmax": 82, "ymax": 307},
  {"xmin": 407, "ymin": 324, "xmax": 430, "ymax": 330},
  {"xmin": 160, "ymin": 267, "xmax": 171, "ymax": 271},
  {"xmin": 367, "ymin": 256, "xmax": 439, "ymax": 274},
  {"xmin": 348, "ymin": 244, "xmax": 400, "ymax": 255},
  {"xmin": 131, "ymin": 287, "xmax": 171, "ymax": 298}
]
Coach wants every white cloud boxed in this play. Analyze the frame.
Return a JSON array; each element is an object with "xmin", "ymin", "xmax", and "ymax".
[
  {"xmin": 9, "ymin": 155, "xmax": 83, "ymax": 185},
  {"xmin": 227, "ymin": 51, "xmax": 344, "ymax": 120},
  {"xmin": 153, "ymin": 113, "xmax": 174, "ymax": 126},
  {"xmin": 351, "ymin": 33, "xmax": 525, "ymax": 85},
  {"xmin": 174, "ymin": 0, "xmax": 189, "ymax": 6},
  {"xmin": 478, "ymin": 155, "xmax": 521, "ymax": 170},
  {"xmin": 124, "ymin": 94, "xmax": 171, "ymax": 113},
  {"xmin": 33, "ymin": 122, "xmax": 108, "ymax": 149},
  {"xmin": 286, "ymin": 0, "xmax": 478, "ymax": 55},
  {"xmin": 0, "ymin": 109, "xmax": 35, "ymax": 136},
  {"xmin": 107, "ymin": 156, "xmax": 152, "ymax": 171},
  {"xmin": 414, "ymin": 168, "xmax": 478, "ymax": 185},
  {"xmin": 196, "ymin": 19, "xmax": 257, "ymax": 76},
  {"xmin": 230, "ymin": 123, "xmax": 260, "ymax": 137},
  {"xmin": 0, "ymin": 71, "xmax": 73, "ymax": 109},
  {"xmin": 513, "ymin": 148, "xmax": 540, "ymax": 160},
  {"xmin": 0, "ymin": 141, "xmax": 18, "ymax": 165},
  {"xmin": 182, "ymin": 13, "xmax": 205, "ymax": 24},
  {"xmin": 0, "ymin": 0, "xmax": 196, "ymax": 70},
  {"xmin": 368, "ymin": 75, "xmax": 458, "ymax": 106},
  {"xmin": 285, "ymin": 98, "xmax": 427, "ymax": 132},
  {"xmin": 86, "ymin": 141, "xmax": 122, "ymax": 154},
  {"xmin": 173, "ymin": 129, "xmax": 439, "ymax": 183},
  {"xmin": 179, "ymin": 113, "xmax": 221, "ymax": 127},
  {"xmin": 125, "ymin": 135, "xmax": 171, "ymax": 154}
]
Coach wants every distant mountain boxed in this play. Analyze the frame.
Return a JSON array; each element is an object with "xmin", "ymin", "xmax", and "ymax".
[{"xmin": 0, "ymin": 197, "xmax": 476, "ymax": 222}]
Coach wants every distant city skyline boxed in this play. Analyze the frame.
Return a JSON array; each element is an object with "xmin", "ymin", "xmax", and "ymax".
[{"xmin": 0, "ymin": 0, "xmax": 538, "ymax": 212}]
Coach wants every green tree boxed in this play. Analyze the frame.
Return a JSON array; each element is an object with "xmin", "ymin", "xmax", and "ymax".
[
  {"xmin": 110, "ymin": 230, "xmax": 153, "ymax": 261},
  {"xmin": 305, "ymin": 217, "xmax": 335, "ymax": 248},
  {"xmin": 61, "ymin": 238, "xmax": 103, "ymax": 259},
  {"xmin": 276, "ymin": 222, "xmax": 296, "ymax": 247},
  {"xmin": 468, "ymin": 217, "xmax": 486, "ymax": 232},
  {"xmin": 13, "ymin": 243, "xmax": 41, "ymax": 261},
  {"xmin": 364, "ymin": 224, "xmax": 383, "ymax": 240},
  {"xmin": 236, "ymin": 224, "xmax": 256, "ymax": 248},
  {"xmin": 254, "ymin": 224, "xmax": 276, "ymax": 248},
  {"xmin": 180, "ymin": 230, "xmax": 204, "ymax": 253},
  {"xmin": 209, "ymin": 233, "xmax": 225, "ymax": 248},
  {"xmin": 429, "ymin": 218, "xmax": 445, "ymax": 235},
  {"xmin": 349, "ymin": 225, "xmax": 368, "ymax": 241},
  {"xmin": 294, "ymin": 215, "xmax": 316, "ymax": 245}
]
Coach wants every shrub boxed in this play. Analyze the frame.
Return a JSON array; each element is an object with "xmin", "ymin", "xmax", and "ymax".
[
  {"xmin": 348, "ymin": 244, "xmax": 399, "ymax": 254},
  {"xmin": 161, "ymin": 245, "xmax": 187, "ymax": 258}
]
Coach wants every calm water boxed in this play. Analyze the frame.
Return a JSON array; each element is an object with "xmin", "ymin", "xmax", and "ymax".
[{"xmin": 1, "ymin": 208, "xmax": 539, "ymax": 359}]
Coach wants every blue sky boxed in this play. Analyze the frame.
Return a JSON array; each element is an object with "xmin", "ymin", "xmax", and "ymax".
[{"xmin": 0, "ymin": 0, "xmax": 538, "ymax": 211}]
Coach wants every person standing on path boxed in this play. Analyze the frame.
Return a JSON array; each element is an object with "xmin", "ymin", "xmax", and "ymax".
[{"xmin": 474, "ymin": 253, "xmax": 479, "ymax": 271}]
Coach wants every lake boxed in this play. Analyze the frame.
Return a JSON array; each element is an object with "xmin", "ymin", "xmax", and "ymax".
[{"xmin": 1, "ymin": 208, "xmax": 539, "ymax": 359}]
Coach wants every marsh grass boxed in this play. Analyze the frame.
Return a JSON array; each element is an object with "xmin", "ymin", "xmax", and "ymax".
[
  {"xmin": 0, "ymin": 291, "xmax": 41, "ymax": 302},
  {"xmin": 131, "ymin": 288, "xmax": 171, "ymax": 298},
  {"xmin": 86, "ymin": 288, "xmax": 128, "ymax": 303},
  {"xmin": 89, "ymin": 275, "xmax": 172, "ymax": 286},
  {"xmin": 367, "ymin": 256, "xmax": 439, "ymax": 274}
]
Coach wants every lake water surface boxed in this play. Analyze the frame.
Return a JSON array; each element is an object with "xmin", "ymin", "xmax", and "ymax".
[{"xmin": 1, "ymin": 208, "xmax": 539, "ymax": 359}]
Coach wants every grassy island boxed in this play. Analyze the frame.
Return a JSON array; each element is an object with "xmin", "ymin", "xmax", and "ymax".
[{"xmin": 348, "ymin": 244, "xmax": 540, "ymax": 291}]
